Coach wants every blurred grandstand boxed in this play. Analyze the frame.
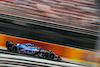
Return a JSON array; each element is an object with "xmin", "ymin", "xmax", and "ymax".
[{"xmin": 0, "ymin": 0, "xmax": 99, "ymax": 50}]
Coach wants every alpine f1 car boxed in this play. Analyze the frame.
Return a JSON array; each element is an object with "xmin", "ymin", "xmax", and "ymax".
[{"xmin": 6, "ymin": 40, "xmax": 62, "ymax": 61}]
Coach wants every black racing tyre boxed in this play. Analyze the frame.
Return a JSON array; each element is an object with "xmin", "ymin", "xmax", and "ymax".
[
  {"xmin": 49, "ymin": 54, "xmax": 55, "ymax": 60},
  {"xmin": 11, "ymin": 45, "xmax": 21, "ymax": 53}
]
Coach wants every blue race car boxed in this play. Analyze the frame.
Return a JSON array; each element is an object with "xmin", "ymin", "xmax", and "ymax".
[{"xmin": 6, "ymin": 40, "xmax": 62, "ymax": 61}]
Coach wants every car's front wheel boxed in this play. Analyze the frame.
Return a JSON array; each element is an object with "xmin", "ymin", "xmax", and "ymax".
[{"xmin": 48, "ymin": 54, "xmax": 55, "ymax": 60}]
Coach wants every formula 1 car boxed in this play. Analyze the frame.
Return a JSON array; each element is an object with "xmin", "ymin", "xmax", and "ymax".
[{"xmin": 6, "ymin": 40, "xmax": 62, "ymax": 61}]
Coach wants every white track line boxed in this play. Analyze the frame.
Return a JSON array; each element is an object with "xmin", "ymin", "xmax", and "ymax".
[
  {"xmin": 0, "ymin": 64, "xmax": 25, "ymax": 67},
  {"xmin": 0, "ymin": 58, "xmax": 60, "ymax": 67},
  {"xmin": 0, "ymin": 47, "xmax": 7, "ymax": 50},
  {"xmin": 0, "ymin": 53, "xmax": 87, "ymax": 67}
]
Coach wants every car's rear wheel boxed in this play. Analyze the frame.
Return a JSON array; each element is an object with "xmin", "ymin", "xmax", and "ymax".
[{"xmin": 11, "ymin": 45, "xmax": 21, "ymax": 53}]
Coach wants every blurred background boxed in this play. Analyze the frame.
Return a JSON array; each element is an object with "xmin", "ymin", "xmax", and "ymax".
[{"xmin": 0, "ymin": 0, "xmax": 100, "ymax": 67}]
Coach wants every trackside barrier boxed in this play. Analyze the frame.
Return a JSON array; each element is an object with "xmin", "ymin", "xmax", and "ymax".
[{"xmin": 0, "ymin": 34, "xmax": 100, "ymax": 65}]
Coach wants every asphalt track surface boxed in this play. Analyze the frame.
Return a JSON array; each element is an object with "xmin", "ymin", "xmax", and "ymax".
[{"xmin": 0, "ymin": 48, "xmax": 89, "ymax": 67}]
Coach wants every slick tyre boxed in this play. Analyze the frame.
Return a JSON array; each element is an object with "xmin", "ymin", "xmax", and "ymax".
[
  {"xmin": 11, "ymin": 45, "xmax": 21, "ymax": 53},
  {"xmin": 49, "ymin": 54, "xmax": 55, "ymax": 60}
]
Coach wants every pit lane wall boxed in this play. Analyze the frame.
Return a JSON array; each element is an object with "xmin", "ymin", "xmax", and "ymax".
[{"xmin": 0, "ymin": 34, "xmax": 100, "ymax": 65}]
